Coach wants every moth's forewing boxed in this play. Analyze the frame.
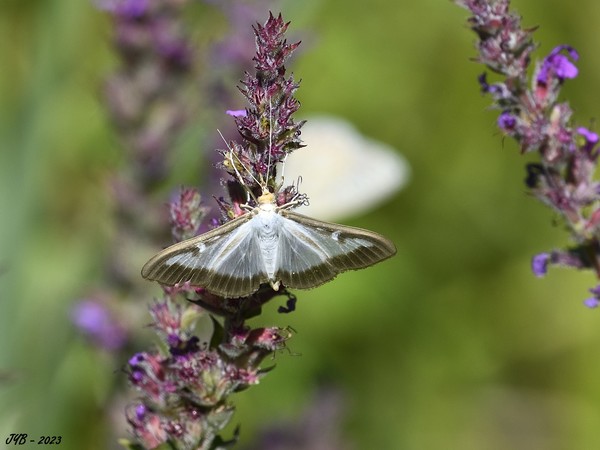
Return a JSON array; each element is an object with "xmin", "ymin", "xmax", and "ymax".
[
  {"xmin": 276, "ymin": 210, "xmax": 397, "ymax": 289},
  {"xmin": 141, "ymin": 213, "xmax": 270, "ymax": 297}
]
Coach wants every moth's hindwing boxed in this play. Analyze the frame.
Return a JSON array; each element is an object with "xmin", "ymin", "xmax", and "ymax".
[
  {"xmin": 141, "ymin": 213, "xmax": 270, "ymax": 298},
  {"xmin": 276, "ymin": 210, "xmax": 397, "ymax": 289}
]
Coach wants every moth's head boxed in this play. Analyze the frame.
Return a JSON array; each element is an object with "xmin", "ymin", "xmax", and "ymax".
[{"xmin": 257, "ymin": 189, "xmax": 276, "ymax": 206}]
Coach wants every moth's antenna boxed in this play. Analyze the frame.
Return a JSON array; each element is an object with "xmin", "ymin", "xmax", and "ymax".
[
  {"xmin": 278, "ymin": 152, "xmax": 289, "ymax": 192},
  {"xmin": 217, "ymin": 130, "xmax": 260, "ymax": 186},
  {"xmin": 217, "ymin": 129, "xmax": 262, "ymax": 196},
  {"xmin": 265, "ymin": 97, "xmax": 274, "ymax": 192}
]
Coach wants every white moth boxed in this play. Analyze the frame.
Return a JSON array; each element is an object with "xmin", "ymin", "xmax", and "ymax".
[
  {"xmin": 141, "ymin": 188, "xmax": 396, "ymax": 298},
  {"xmin": 143, "ymin": 105, "xmax": 396, "ymax": 298}
]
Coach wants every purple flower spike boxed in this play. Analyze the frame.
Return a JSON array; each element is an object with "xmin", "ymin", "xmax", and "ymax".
[
  {"xmin": 537, "ymin": 45, "xmax": 579, "ymax": 85},
  {"xmin": 531, "ymin": 253, "xmax": 550, "ymax": 277},
  {"xmin": 229, "ymin": 12, "xmax": 303, "ymax": 183},
  {"xmin": 126, "ymin": 13, "xmax": 301, "ymax": 449},
  {"xmin": 456, "ymin": 1, "xmax": 600, "ymax": 307}
]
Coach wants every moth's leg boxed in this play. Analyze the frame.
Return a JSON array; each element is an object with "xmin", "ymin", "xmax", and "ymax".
[
  {"xmin": 277, "ymin": 191, "xmax": 309, "ymax": 211},
  {"xmin": 240, "ymin": 203, "xmax": 255, "ymax": 213}
]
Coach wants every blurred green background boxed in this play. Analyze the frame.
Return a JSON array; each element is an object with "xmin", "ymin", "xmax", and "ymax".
[{"xmin": 3, "ymin": 0, "xmax": 600, "ymax": 449}]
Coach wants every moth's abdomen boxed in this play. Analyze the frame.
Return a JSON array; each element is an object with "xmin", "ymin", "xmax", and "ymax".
[{"xmin": 254, "ymin": 210, "xmax": 281, "ymax": 278}]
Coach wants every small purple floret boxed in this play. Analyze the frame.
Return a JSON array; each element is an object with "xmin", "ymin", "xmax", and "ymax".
[
  {"xmin": 589, "ymin": 285, "xmax": 600, "ymax": 296},
  {"xmin": 129, "ymin": 353, "xmax": 145, "ymax": 366},
  {"xmin": 498, "ymin": 111, "xmax": 516, "ymax": 130},
  {"xmin": 478, "ymin": 73, "xmax": 490, "ymax": 92},
  {"xmin": 577, "ymin": 126, "xmax": 599, "ymax": 152},
  {"xmin": 583, "ymin": 286, "xmax": 600, "ymax": 308},
  {"xmin": 537, "ymin": 45, "xmax": 579, "ymax": 84},
  {"xmin": 226, "ymin": 109, "xmax": 247, "ymax": 117},
  {"xmin": 577, "ymin": 127, "xmax": 599, "ymax": 144},
  {"xmin": 136, "ymin": 404, "xmax": 147, "ymax": 421},
  {"xmin": 130, "ymin": 369, "xmax": 144, "ymax": 383},
  {"xmin": 531, "ymin": 252, "xmax": 550, "ymax": 277}
]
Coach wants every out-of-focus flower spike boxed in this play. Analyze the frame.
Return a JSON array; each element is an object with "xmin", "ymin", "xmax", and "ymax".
[
  {"xmin": 456, "ymin": 0, "xmax": 600, "ymax": 305},
  {"xmin": 169, "ymin": 188, "xmax": 208, "ymax": 242}
]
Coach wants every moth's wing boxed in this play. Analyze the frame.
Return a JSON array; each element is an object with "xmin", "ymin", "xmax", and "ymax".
[
  {"xmin": 277, "ymin": 210, "xmax": 397, "ymax": 289},
  {"xmin": 141, "ymin": 214, "xmax": 269, "ymax": 297}
]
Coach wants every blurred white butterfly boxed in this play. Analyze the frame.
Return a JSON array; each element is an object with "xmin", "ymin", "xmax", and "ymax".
[
  {"xmin": 142, "ymin": 115, "xmax": 397, "ymax": 298},
  {"xmin": 283, "ymin": 116, "xmax": 409, "ymax": 221}
]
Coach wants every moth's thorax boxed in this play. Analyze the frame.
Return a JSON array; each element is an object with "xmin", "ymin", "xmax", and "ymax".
[{"xmin": 257, "ymin": 190, "xmax": 277, "ymax": 213}]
